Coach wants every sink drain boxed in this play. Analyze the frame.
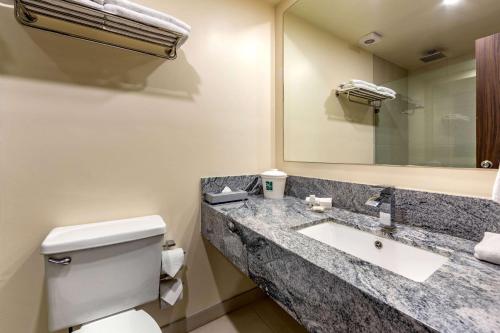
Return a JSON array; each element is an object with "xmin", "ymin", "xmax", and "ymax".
[{"xmin": 374, "ymin": 240, "xmax": 383, "ymax": 249}]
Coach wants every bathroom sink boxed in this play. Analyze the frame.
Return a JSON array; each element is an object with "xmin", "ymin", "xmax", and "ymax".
[{"xmin": 298, "ymin": 222, "xmax": 448, "ymax": 282}]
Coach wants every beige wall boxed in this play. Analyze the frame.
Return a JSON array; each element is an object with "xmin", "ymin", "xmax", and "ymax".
[
  {"xmin": 284, "ymin": 14, "xmax": 374, "ymax": 164},
  {"xmin": 0, "ymin": 0, "xmax": 274, "ymax": 332},
  {"xmin": 276, "ymin": 0, "xmax": 497, "ymax": 198}
]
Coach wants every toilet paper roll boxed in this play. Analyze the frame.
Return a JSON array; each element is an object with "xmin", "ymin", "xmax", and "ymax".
[
  {"xmin": 160, "ymin": 278, "xmax": 183, "ymax": 309},
  {"xmin": 161, "ymin": 248, "xmax": 185, "ymax": 277}
]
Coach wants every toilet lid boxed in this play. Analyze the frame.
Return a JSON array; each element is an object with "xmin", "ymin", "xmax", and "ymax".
[{"xmin": 74, "ymin": 309, "xmax": 161, "ymax": 333}]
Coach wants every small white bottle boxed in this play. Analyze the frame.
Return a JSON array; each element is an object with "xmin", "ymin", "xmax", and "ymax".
[{"xmin": 307, "ymin": 195, "xmax": 316, "ymax": 208}]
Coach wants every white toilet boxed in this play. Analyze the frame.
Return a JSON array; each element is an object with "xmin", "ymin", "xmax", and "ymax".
[{"xmin": 41, "ymin": 215, "xmax": 166, "ymax": 333}]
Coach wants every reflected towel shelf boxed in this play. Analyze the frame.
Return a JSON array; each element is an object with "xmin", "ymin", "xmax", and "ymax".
[
  {"xmin": 14, "ymin": 0, "xmax": 185, "ymax": 59},
  {"xmin": 336, "ymin": 86, "xmax": 396, "ymax": 112}
]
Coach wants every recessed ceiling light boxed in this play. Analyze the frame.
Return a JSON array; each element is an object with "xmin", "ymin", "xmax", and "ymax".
[{"xmin": 443, "ymin": 0, "xmax": 461, "ymax": 5}]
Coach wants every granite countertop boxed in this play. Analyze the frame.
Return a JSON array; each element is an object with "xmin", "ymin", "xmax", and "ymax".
[{"xmin": 203, "ymin": 195, "xmax": 500, "ymax": 333}]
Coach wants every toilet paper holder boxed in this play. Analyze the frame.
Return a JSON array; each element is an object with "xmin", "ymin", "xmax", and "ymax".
[
  {"xmin": 163, "ymin": 240, "xmax": 187, "ymax": 254},
  {"xmin": 164, "ymin": 240, "xmax": 177, "ymax": 249}
]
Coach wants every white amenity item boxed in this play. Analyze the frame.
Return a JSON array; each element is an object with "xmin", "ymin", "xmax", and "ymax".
[
  {"xmin": 305, "ymin": 196, "xmax": 332, "ymax": 209},
  {"xmin": 261, "ymin": 169, "xmax": 287, "ymax": 199},
  {"xmin": 311, "ymin": 205, "xmax": 326, "ymax": 213},
  {"xmin": 474, "ymin": 232, "xmax": 500, "ymax": 265},
  {"xmin": 493, "ymin": 168, "xmax": 500, "ymax": 204},
  {"xmin": 41, "ymin": 216, "xmax": 166, "ymax": 332},
  {"xmin": 298, "ymin": 222, "xmax": 448, "ymax": 282}
]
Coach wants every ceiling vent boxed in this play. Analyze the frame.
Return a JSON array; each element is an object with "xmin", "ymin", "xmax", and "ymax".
[{"xmin": 420, "ymin": 49, "xmax": 447, "ymax": 63}]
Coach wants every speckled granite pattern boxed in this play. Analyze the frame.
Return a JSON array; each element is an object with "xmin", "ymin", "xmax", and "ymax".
[
  {"xmin": 201, "ymin": 175, "xmax": 261, "ymax": 195},
  {"xmin": 201, "ymin": 195, "xmax": 500, "ymax": 333},
  {"xmin": 285, "ymin": 176, "xmax": 500, "ymax": 242},
  {"xmin": 394, "ymin": 189, "xmax": 500, "ymax": 242}
]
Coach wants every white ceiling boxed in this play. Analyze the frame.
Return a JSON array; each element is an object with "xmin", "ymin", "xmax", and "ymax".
[{"xmin": 286, "ymin": 0, "xmax": 500, "ymax": 70}]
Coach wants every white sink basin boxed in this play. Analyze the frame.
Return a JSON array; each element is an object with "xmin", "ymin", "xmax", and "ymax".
[{"xmin": 298, "ymin": 222, "xmax": 449, "ymax": 282}]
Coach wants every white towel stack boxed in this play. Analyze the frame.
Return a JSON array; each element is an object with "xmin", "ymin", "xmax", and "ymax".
[
  {"xmin": 474, "ymin": 232, "xmax": 500, "ymax": 265},
  {"xmin": 377, "ymin": 86, "xmax": 397, "ymax": 99},
  {"xmin": 63, "ymin": 0, "xmax": 105, "ymax": 10},
  {"xmin": 85, "ymin": 0, "xmax": 190, "ymax": 44},
  {"xmin": 104, "ymin": 0, "xmax": 190, "ymax": 44},
  {"xmin": 104, "ymin": 0, "xmax": 190, "ymax": 31},
  {"xmin": 493, "ymin": 168, "xmax": 500, "ymax": 204},
  {"xmin": 52, "ymin": 0, "xmax": 191, "ymax": 45},
  {"xmin": 340, "ymin": 79, "xmax": 397, "ymax": 99}
]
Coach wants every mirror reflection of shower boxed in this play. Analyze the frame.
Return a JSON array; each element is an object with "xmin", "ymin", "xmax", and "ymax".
[{"xmin": 374, "ymin": 55, "xmax": 476, "ymax": 168}]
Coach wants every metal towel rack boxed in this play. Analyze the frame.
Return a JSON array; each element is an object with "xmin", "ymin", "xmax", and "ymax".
[
  {"xmin": 14, "ymin": 0, "xmax": 185, "ymax": 59},
  {"xmin": 336, "ymin": 86, "xmax": 396, "ymax": 113}
]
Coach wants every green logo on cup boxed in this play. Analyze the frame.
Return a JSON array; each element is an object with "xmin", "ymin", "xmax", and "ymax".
[{"xmin": 265, "ymin": 181, "xmax": 273, "ymax": 191}]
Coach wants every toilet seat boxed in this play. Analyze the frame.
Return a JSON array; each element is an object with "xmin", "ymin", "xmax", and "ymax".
[{"xmin": 74, "ymin": 309, "xmax": 161, "ymax": 333}]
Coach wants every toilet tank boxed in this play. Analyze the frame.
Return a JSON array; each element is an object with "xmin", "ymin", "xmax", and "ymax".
[{"xmin": 41, "ymin": 216, "xmax": 166, "ymax": 332}]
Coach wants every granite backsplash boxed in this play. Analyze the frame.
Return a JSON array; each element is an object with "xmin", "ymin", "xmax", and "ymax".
[{"xmin": 201, "ymin": 175, "xmax": 500, "ymax": 242}]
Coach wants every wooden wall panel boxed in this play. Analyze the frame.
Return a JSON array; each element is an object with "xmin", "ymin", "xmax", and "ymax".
[{"xmin": 476, "ymin": 33, "xmax": 500, "ymax": 169}]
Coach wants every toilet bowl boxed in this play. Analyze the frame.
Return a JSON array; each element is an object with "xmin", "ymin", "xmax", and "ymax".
[
  {"xmin": 74, "ymin": 309, "xmax": 161, "ymax": 333},
  {"xmin": 41, "ymin": 215, "xmax": 166, "ymax": 332}
]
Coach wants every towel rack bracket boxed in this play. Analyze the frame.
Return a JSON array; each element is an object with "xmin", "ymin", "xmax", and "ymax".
[{"xmin": 16, "ymin": 1, "xmax": 37, "ymax": 24}]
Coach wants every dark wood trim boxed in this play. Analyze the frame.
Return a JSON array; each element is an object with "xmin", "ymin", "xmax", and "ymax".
[{"xmin": 476, "ymin": 33, "xmax": 500, "ymax": 169}]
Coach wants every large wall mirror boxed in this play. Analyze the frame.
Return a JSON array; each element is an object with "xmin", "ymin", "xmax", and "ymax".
[{"xmin": 283, "ymin": 0, "xmax": 500, "ymax": 169}]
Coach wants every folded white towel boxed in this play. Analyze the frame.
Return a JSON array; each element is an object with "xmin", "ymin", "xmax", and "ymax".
[
  {"xmin": 378, "ymin": 91, "xmax": 396, "ymax": 99},
  {"xmin": 493, "ymin": 168, "xmax": 500, "ymax": 204},
  {"xmin": 91, "ymin": 0, "xmax": 104, "ymax": 5},
  {"xmin": 475, "ymin": 232, "xmax": 500, "ymax": 265},
  {"xmin": 104, "ymin": 4, "xmax": 189, "ymax": 44},
  {"xmin": 341, "ymin": 83, "xmax": 379, "ymax": 94},
  {"xmin": 47, "ymin": 0, "xmax": 103, "ymax": 10},
  {"xmin": 104, "ymin": 0, "xmax": 191, "ymax": 32},
  {"xmin": 349, "ymin": 79, "xmax": 378, "ymax": 89},
  {"xmin": 377, "ymin": 86, "xmax": 397, "ymax": 96}
]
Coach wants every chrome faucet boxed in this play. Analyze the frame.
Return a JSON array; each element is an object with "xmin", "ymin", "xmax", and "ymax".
[{"xmin": 365, "ymin": 187, "xmax": 396, "ymax": 232}]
